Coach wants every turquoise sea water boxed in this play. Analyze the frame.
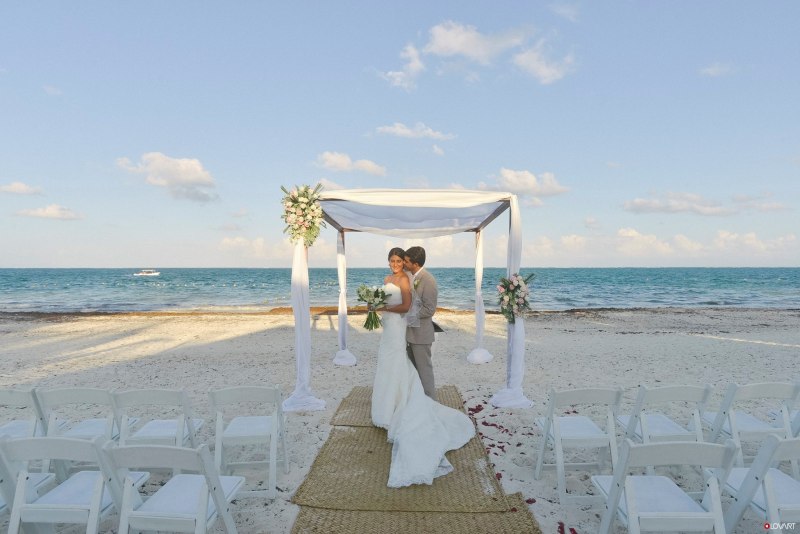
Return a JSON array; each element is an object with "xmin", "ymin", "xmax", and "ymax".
[{"xmin": 0, "ymin": 268, "xmax": 798, "ymax": 313}]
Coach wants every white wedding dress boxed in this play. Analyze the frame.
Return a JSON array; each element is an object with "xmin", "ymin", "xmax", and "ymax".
[{"xmin": 371, "ymin": 282, "xmax": 475, "ymax": 488}]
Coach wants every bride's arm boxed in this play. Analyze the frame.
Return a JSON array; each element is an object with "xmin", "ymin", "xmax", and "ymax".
[{"xmin": 385, "ymin": 277, "xmax": 411, "ymax": 313}]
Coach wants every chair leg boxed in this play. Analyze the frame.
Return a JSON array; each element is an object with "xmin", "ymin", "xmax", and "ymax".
[
  {"xmin": 269, "ymin": 430, "xmax": 278, "ymax": 498},
  {"xmin": 555, "ymin": 439, "xmax": 567, "ymax": 504},
  {"xmin": 534, "ymin": 434, "xmax": 548, "ymax": 479}
]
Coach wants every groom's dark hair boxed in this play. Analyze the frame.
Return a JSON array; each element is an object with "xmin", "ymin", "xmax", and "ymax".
[{"xmin": 405, "ymin": 246, "xmax": 426, "ymax": 267}]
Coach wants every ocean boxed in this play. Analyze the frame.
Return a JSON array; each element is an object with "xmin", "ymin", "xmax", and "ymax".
[{"xmin": 0, "ymin": 268, "xmax": 798, "ymax": 313}]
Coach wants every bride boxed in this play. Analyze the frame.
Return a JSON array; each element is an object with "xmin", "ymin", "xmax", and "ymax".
[{"xmin": 371, "ymin": 247, "xmax": 475, "ymax": 488}]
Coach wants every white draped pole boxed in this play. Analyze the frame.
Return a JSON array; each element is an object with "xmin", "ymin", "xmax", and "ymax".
[
  {"xmin": 333, "ymin": 230, "xmax": 357, "ymax": 366},
  {"xmin": 283, "ymin": 241, "xmax": 326, "ymax": 412},
  {"xmin": 467, "ymin": 230, "xmax": 493, "ymax": 364},
  {"xmin": 490, "ymin": 195, "xmax": 533, "ymax": 408}
]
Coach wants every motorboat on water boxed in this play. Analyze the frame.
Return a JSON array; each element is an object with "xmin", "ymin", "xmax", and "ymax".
[{"xmin": 133, "ymin": 269, "xmax": 161, "ymax": 277}]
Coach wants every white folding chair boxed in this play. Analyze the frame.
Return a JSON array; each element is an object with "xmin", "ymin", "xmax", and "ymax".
[
  {"xmin": 0, "ymin": 436, "xmax": 148, "ymax": 534},
  {"xmin": 0, "ymin": 438, "xmax": 55, "ymax": 520},
  {"xmin": 36, "ymin": 387, "xmax": 126, "ymax": 441},
  {"xmin": 0, "ymin": 388, "xmax": 48, "ymax": 439},
  {"xmin": 534, "ymin": 387, "xmax": 623, "ymax": 504},
  {"xmin": 702, "ymin": 382, "xmax": 800, "ymax": 473},
  {"xmin": 617, "ymin": 384, "xmax": 711, "ymax": 444},
  {"xmin": 723, "ymin": 434, "xmax": 800, "ymax": 531},
  {"xmin": 592, "ymin": 438, "xmax": 737, "ymax": 533},
  {"xmin": 115, "ymin": 389, "xmax": 204, "ymax": 447},
  {"xmin": 102, "ymin": 442, "xmax": 243, "ymax": 533},
  {"xmin": 209, "ymin": 386, "xmax": 288, "ymax": 498}
]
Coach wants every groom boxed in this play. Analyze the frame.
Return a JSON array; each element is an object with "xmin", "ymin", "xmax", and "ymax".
[{"xmin": 404, "ymin": 246, "xmax": 439, "ymax": 401}]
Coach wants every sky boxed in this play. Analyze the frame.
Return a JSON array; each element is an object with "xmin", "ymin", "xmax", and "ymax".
[{"xmin": 1, "ymin": 2, "xmax": 798, "ymax": 268}]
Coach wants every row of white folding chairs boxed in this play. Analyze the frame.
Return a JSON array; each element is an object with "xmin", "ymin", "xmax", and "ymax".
[
  {"xmin": 534, "ymin": 382, "xmax": 800, "ymax": 506},
  {"xmin": 592, "ymin": 435, "xmax": 800, "ymax": 533},
  {"xmin": 0, "ymin": 386, "xmax": 288, "ymax": 499},
  {"xmin": 0, "ymin": 435, "xmax": 242, "ymax": 533}
]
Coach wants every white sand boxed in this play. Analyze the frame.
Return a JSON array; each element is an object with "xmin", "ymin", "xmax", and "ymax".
[{"xmin": 1, "ymin": 308, "xmax": 798, "ymax": 533}]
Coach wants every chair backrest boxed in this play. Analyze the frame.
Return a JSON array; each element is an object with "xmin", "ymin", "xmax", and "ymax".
[
  {"xmin": 209, "ymin": 386, "xmax": 282, "ymax": 425},
  {"xmin": 599, "ymin": 438, "xmax": 737, "ymax": 533},
  {"xmin": 114, "ymin": 389, "xmax": 198, "ymax": 444},
  {"xmin": 624, "ymin": 384, "xmax": 711, "ymax": 440},
  {"xmin": 0, "ymin": 387, "xmax": 47, "ymax": 437},
  {"xmin": 36, "ymin": 387, "xmax": 119, "ymax": 435},
  {"xmin": 209, "ymin": 386, "xmax": 282, "ymax": 409},
  {"xmin": 0, "ymin": 435, "xmax": 106, "ymax": 465}
]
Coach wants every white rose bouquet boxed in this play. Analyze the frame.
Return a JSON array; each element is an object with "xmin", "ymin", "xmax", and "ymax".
[
  {"xmin": 497, "ymin": 272, "xmax": 535, "ymax": 324},
  {"xmin": 280, "ymin": 183, "xmax": 325, "ymax": 247},
  {"xmin": 356, "ymin": 284, "xmax": 390, "ymax": 331}
]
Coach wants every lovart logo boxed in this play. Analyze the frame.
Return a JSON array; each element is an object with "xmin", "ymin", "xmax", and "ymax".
[{"xmin": 765, "ymin": 522, "xmax": 797, "ymax": 530}]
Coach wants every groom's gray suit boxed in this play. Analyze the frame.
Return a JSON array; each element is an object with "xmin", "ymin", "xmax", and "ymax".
[{"xmin": 406, "ymin": 267, "xmax": 438, "ymax": 401}]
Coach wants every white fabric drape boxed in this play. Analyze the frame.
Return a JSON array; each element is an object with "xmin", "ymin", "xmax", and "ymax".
[
  {"xmin": 333, "ymin": 230, "xmax": 356, "ymax": 366},
  {"xmin": 489, "ymin": 195, "xmax": 533, "ymax": 408},
  {"xmin": 282, "ymin": 241, "xmax": 326, "ymax": 412},
  {"xmin": 467, "ymin": 230, "xmax": 492, "ymax": 364}
]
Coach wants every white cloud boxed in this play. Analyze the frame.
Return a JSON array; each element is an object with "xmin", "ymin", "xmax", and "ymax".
[
  {"xmin": 432, "ymin": 144, "xmax": 445, "ymax": 156},
  {"xmin": 43, "ymin": 85, "xmax": 62, "ymax": 96},
  {"xmin": 732, "ymin": 193, "xmax": 790, "ymax": 212},
  {"xmin": 624, "ymin": 192, "xmax": 734, "ymax": 216},
  {"xmin": 550, "ymin": 4, "xmax": 580, "ymax": 22},
  {"xmin": 16, "ymin": 204, "xmax": 82, "ymax": 220},
  {"xmin": 700, "ymin": 62, "xmax": 735, "ymax": 77},
  {"xmin": 496, "ymin": 168, "xmax": 569, "ymax": 197},
  {"xmin": 382, "ymin": 44, "xmax": 425, "ymax": 90},
  {"xmin": 117, "ymin": 152, "xmax": 217, "ymax": 202},
  {"xmin": 673, "ymin": 234, "xmax": 704, "ymax": 252},
  {"xmin": 220, "ymin": 236, "xmax": 271, "ymax": 259},
  {"xmin": 513, "ymin": 40, "xmax": 575, "ymax": 84},
  {"xmin": 560, "ymin": 234, "xmax": 587, "ymax": 251},
  {"xmin": 232, "ymin": 208, "xmax": 249, "ymax": 218},
  {"xmin": 424, "ymin": 21, "xmax": 527, "ymax": 65},
  {"xmin": 584, "ymin": 217, "xmax": 600, "ymax": 230},
  {"xmin": 376, "ymin": 122, "xmax": 455, "ymax": 140},
  {"xmin": 616, "ymin": 227, "xmax": 674, "ymax": 256},
  {"xmin": 713, "ymin": 230, "xmax": 796, "ymax": 253},
  {"xmin": 316, "ymin": 151, "xmax": 386, "ymax": 176},
  {"xmin": 1, "ymin": 181, "xmax": 42, "ymax": 195},
  {"xmin": 218, "ymin": 223, "xmax": 242, "ymax": 232}
]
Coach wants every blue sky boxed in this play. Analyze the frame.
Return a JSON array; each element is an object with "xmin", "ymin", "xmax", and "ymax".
[{"xmin": 1, "ymin": 2, "xmax": 798, "ymax": 268}]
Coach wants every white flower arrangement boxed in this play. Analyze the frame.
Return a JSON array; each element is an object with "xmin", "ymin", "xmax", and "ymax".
[
  {"xmin": 497, "ymin": 272, "xmax": 535, "ymax": 324},
  {"xmin": 280, "ymin": 184, "xmax": 325, "ymax": 247}
]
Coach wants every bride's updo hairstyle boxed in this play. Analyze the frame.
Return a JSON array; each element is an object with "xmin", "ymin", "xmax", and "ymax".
[{"xmin": 388, "ymin": 247, "xmax": 406, "ymax": 260}]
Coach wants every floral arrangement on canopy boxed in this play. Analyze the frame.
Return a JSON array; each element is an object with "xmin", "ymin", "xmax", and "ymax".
[
  {"xmin": 281, "ymin": 184, "xmax": 325, "ymax": 247},
  {"xmin": 497, "ymin": 272, "xmax": 534, "ymax": 323}
]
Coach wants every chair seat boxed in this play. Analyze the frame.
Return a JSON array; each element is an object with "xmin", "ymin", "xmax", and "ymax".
[
  {"xmin": 0, "ymin": 472, "xmax": 55, "ymax": 514},
  {"xmin": 702, "ymin": 411, "xmax": 784, "ymax": 436},
  {"xmin": 224, "ymin": 415, "xmax": 273, "ymax": 440},
  {"xmin": 130, "ymin": 418, "xmax": 204, "ymax": 443},
  {"xmin": 0, "ymin": 420, "xmax": 37, "ymax": 439},
  {"xmin": 136, "ymin": 474, "xmax": 244, "ymax": 520},
  {"xmin": 34, "ymin": 470, "xmax": 148, "ymax": 507},
  {"xmin": 616, "ymin": 414, "xmax": 693, "ymax": 440},
  {"xmin": 593, "ymin": 474, "xmax": 708, "ymax": 522},
  {"xmin": 725, "ymin": 466, "xmax": 800, "ymax": 514},
  {"xmin": 536, "ymin": 416, "xmax": 608, "ymax": 442}
]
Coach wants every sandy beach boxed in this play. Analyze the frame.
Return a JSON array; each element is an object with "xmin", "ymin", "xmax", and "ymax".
[{"xmin": 1, "ymin": 307, "xmax": 799, "ymax": 533}]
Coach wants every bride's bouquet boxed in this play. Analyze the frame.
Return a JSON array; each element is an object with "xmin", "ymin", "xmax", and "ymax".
[{"xmin": 356, "ymin": 284, "xmax": 390, "ymax": 331}]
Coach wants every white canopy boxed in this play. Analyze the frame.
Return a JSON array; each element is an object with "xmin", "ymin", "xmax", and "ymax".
[{"xmin": 282, "ymin": 188, "xmax": 533, "ymax": 412}]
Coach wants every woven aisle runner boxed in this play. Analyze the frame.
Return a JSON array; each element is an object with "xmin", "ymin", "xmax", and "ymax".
[{"xmin": 291, "ymin": 386, "xmax": 541, "ymax": 533}]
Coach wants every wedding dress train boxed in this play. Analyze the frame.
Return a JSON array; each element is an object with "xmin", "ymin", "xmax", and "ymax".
[{"xmin": 371, "ymin": 282, "xmax": 475, "ymax": 487}]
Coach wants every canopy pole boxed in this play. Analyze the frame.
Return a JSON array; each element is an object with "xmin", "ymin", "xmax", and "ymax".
[
  {"xmin": 333, "ymin": 230, "xmax": 356, "ymax": 366},
  {"xmin": 467, "ymin": 230, "xmax": 493, "ymax": 364},
  {"xmin": 490, "ymin": 195, "xmax": 533, "ymax": 408},
  {"xmin": 283, "ymin": 241, "xmax": 326, "ymax": 412}
]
